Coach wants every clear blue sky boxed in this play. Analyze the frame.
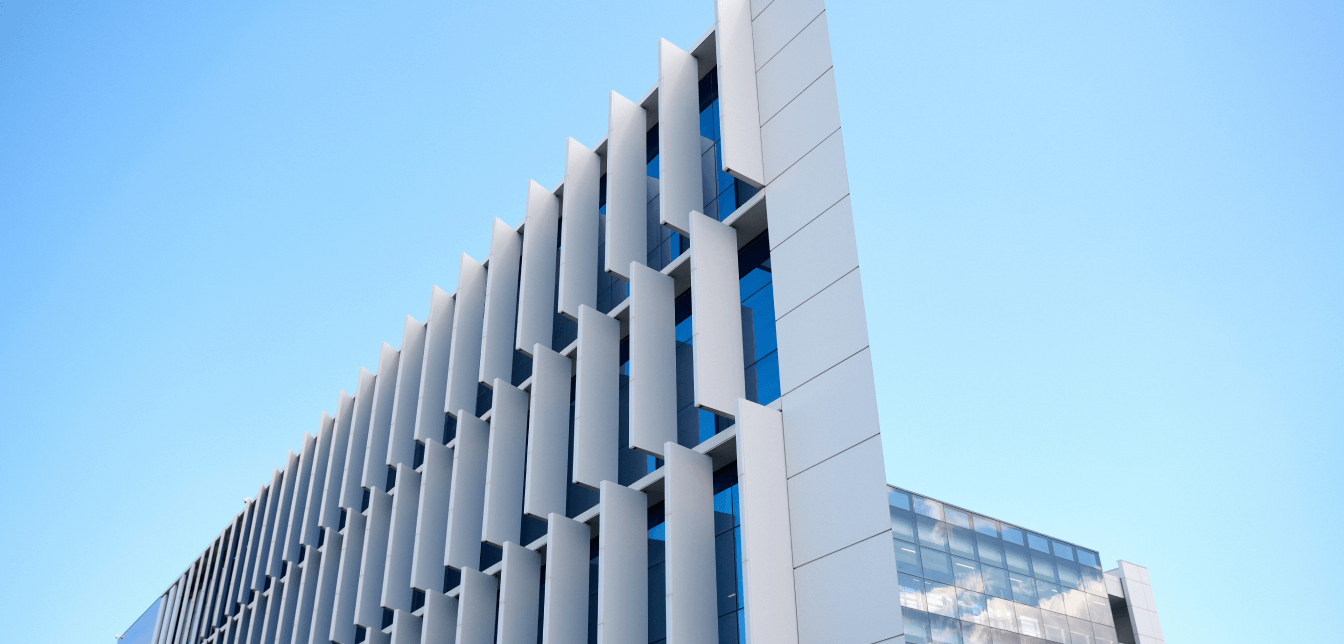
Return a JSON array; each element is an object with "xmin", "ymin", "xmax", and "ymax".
[{"xmin": 1, "ymin": 1, "xmax": 1339, "ymax": 642}]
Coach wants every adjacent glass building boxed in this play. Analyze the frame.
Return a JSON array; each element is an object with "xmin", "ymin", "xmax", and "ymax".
[{"xmin": 119, "ymin": 2, "xmax": 1165, "ymax": 644}]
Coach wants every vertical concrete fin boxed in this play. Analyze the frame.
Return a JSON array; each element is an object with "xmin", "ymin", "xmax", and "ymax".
[
  {"xmin": 598, "ymin": 481, "xmax": 649, "ymax": 644},
  {"xmin": 482, "ymin": 381, "xmax": 530, "ymax": 547},
  {"xmin": 353, "ymin": 489, "xmax": 393, "ymax": 628},
  {"xmin": 386, "ymin": 317, "xmax": 428, "ymax": 469},
  {"xmin": 663, "ymin": 442, "xmax": 719, "ymax": 644},
  {"xmin": 628, "ymin": 262, "xmax": 678, "ymax": 456},
  {"xmin": 454, "ymin": 568, "xmax": 499, "ymax": 644},
  {"xmin": 497, "ymin": 542, "xmax": 542, "ymax": 644},
  {"xmin": 446, "ymin": 255, "xmax": 488, "ymax": 419},
  {"xmin": 734, "ymin": 398, "xmax": 799, "ymax": 644},
  {"xmin": 362, "ymin": 337, "xmax": 404, "ymax": 490},
  {"xmin": 329, "ymin": 509, "xmax": 366, "ymax": 644},
  {"xmin": 319, "ymin": 391, "xmax": 356, "ymax": 531},
  {"xmin": 285, "ymin": 432, "xmax": 320, "ymax": 562},
  {"xmin": 422, "ymin": 590, "xmax": 459, "ymax": 644},
  {"xmin": 414, "ymin": 286, "xmax": 457, "ymax": 442},
  {"xmin": 381, "ymin": 465, "xmax": 423, "ymax": 611},
  {"xmin": 410, "ymin": 439, "xmax": 454, "ymax": 592},
  {"xmin": 606, "ymin": 91, "xmax": 649, "ymax": 280},
  {"xmin": 658, "ymin": 38, "xmax": 705, "ymax": 237},
  {"xmin": 480, "ymin": 218, "xmax": 524, "ymax": 386},
  {"xmin": 690, "ymin": 210, "xmax": 746, "ymax": 417},
  {"xmin": 444, "ymin": 413, "xmax": 490, "ymax": 571},
  {"xmin": 541, "ymin": 514, "xmax": 590, "ymax": 644},
  {"xmin": 301, "ymin": 415, "xmax": 337, "ymax": 547},
  {"xmin": 557, "ymin": 138, "xmax": 601, "ymax": 320},
  {"xmin": 341, "ymin": 366, "xmax": 380, "ymax": 510},
  {"xmin": 516, "ymin": 180, "xmax": 561, "ymax": 356},
  {"xmin": 573, "ymin": 305, "xmax": 621, "ymax": 489},
  {"xmin": 523, "ymin": 345, "xmax": 573, "ymax": 520},
  {"xmin": 714, "ymin": 0, "xmax": 765, "ymax": 187}
]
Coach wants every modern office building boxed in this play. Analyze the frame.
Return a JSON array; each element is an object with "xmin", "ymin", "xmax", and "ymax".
[{"xmin": 119, "ymin": 1, "xmax": 1164, "ymax": 643}]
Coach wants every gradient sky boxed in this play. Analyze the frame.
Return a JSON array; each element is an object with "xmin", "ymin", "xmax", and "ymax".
[{"xmin": 2, "ymin": 1, "xmax": 1340, "ymax": 642}]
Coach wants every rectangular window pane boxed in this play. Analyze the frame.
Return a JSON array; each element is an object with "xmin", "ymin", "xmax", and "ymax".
[
  {"xmin": 892, "ymin": 507, "xmax": 918, "ymax": 544},
  {"xmin": 899, "ymin": 573, "xmax": 927, "ymax": 611},
  {"xmin": 914, "ymin": 496, "xmax": 944, "ymax": 520},
  {"xmin": 982, "ymin": 564, "xmax": 1011, "ymax": 599},
  {"xmin": 1092, "ymin": 625, "xmax": 1118, "ymax": 644},
  {"xmin": 973, "ymin": 515, "xmax": 999, "ymax": 538},
  {"xmin": 1079, "ymin": 565, "xmax": 1105, "ymax": 597},
  {"xmin": 949, "ymin": 526, "xmax": 978, "ymax": 559},
  {"xmin": 1004, "ymin": 543, "xmax": 1032, "ymax": 575},
  {"xmin": 1015, "ymin": 604, "xmax": 1044, "ymax": 640},
  {"xmin": 1067, "ymin": 617, "xmax": 1093, "ymax": 644},
  {"xmin": 1056, "ymin": 559, "xmax": 1081, "ymax": 590},
  {"xmin": 957, "ymin": 589, "xmax": 989, "ymax": 625},
  {"xmin": 1076, "ymin": 550, "xmax": 1100, "ymax": 569},
  {"xmin": 1087, "ymin": 594, "xmax": 1114, "ymax": 627},
  {"xmin": 952, "ymin": 556, "xmax": 985, "ymax": 593},
  {"xmin": 925, "ymin": 580, "xmax": 958, "ymax": 618},
  {"xmin": 902, "ymin": 608, "xmax": 931, "ymax": 644},
  {"xmin": 1030, "ymin": 551, "xmax": 1057, "ymax": 583},
  {"xmin": 1000, "ymin": 526, "xmax": 1025, "ymax": 546},
  {"xmin": 1063, "ymin": 588, "xmax": 1090, "ymax": 620},
  {"xmin": 986, "ymin": 597, "xmax": 1017, "ymax": 632},
  {"xmin": 918, "ymin": 516, "xmax": 949, "ymax": 552},
  {"xmin": 961, "ymin": 621, "xmax": 993, "ymax": 644},
  {"xmin": 1036, "ymin": 580, "xmax": 1065, "ymax": 615},
  {"xmin": 895, "ymin": 541, "xmax": 923, "ymax": 576},
  {"xmin": 889, "ymin": 488, "xmax": 913, "ymax": 511},
  {"xmin": 992, "ymin": 629, "xmax": 1022, "ymax": 644},
  {"xmin": 921, "ymin": 548, "xmax": 955, "ymax": 585},
  {"xmin": 1009, "ymin": 573, "xmax": 1038, "ymax": 606},
  {"xmin": 1040, "ymin": 610, "xmax": 1070, "ymax": 644},
  {"xmin": 977, "ymin": 535, "xmax": 1005, "ymax": 568},
  {"xmin": 930, "ymin": 614, "xmax": 963, "ymax": 644},
  {"xmin": 945, "ymin": 507, "xmax": 972, "ymax": 529},
  {"xmin": 1027, "ymin": 533, "xmax": 1051, "ymax": 553},
  {"xmin": 1050, "ymin": 541, "xmax": 1075, "ymax": 562}
]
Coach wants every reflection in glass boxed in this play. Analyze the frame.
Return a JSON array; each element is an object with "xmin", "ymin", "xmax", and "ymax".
[
  {"xmin": 973, "ymin": 515, "xmax": 998, "ymax": 537},
  {"xmin": 1056, "ymin": 559, "xmax": 1081, "ymax": 590},
  {"xmin": 945, "ymin": 507, "xmax": 972, "ymax": 529},
  {"xmin": 899, "ymin": 573, "xmax": 926, "ymax": 611},
  {"xmin": 918, "ymin": 516, "xmax": 949, "ymax": 552},
  {"xmin": 1027, "ymin": 533, "xmax": 1051, "ymax": 553},
  {"xmin": 1030, "ymin": 551, "xmax": 1057, "ymax": 583},
  {"xmin": 903, "ymin": 608, "xmax": 931, "ymax": 644},
  {"xmin": 925, "ymin": 580, "xmax": 958, "ymax": 618},
  {"xmin": 1092, "ymin": 625, "xmax": 1119, "ymax": 644},
  {"xmin": 914, "ymin": 496, "xmax": 944, "ymax": 520},
  {"xmin": 992, "ymin": 629, "xmax": 1022, "ymax": 644},
  {"xmin": 1001, "ymin": 526, "xmax": 1026, "ymax": 546},
  {"xmin": 982, "ymin": 564, "xmax": 1010, "ymax": 599},
  {"xmin": 1036, "ymin": 580, "xmax": 1065, "ymax": 615},
  {"xmin": 949, "ymin": 526, "xmax": 977, "ymax": 559},
  {"xmin": 1077, "ymin": 550, "xmax": 1100, "ymax": 569},
  {"xmin": 961, "ymin": 622, "xmax": 993, "ymax": 644},
  {"xmin": 957, "ymin": 589, "xmax": 989, "ymax": 625},
  {"xmin": 931, "ymin": 614, "xmax": 963, "ymax": 644},
  {"xmin": 1063, "ymin": 588, "xmax": 1090, "ymax": 620},
  {"xmin": 977, "ymin": 535, "xmax": 1005, "ymax": 568},
  {"xmin": 1079, "ymin": 565, "xmax": 1105, "ymax": 596},
  {"xmin": 895, "ymin": 541, "xmax": 922, "ymax": 576},
  {"xmin": 891, "ymin": 507, "xmax": 917, "ymax": 544},
  {"xmin": 1004, "ymin": 543, "xmax": 1033, "ymax": 576},
  {"xmin": 921, "ymin": 548, "xmax": 955, "ymax": 585},
  {"xmin": 1009, "ymin": 573, "xmax": 1038, "ymax": 605},
  {"xmin": 952, "ymin": 556, "xmax": 985, "ymax": 593},
  {"xmin": 1068, "ymin": 617, "xmax": 1094, "ymax": 644},
  {"xmin": 987, "ymin": 597, "xmax": 1017, "ymax": 632},
  {"xmin": 889, "ymin": 488, "xmax": 913, "ymax": 511},
  {"xmin": 1015, "ymin": 604, "xmax": 1044, "ymax": 640},
  {"xmin": 1040, "ymin": 610, "xmax": 1070, "ymax": 644},
  {"xmin": 1087, "ymin": 594, "xmax": 1114, "ymax": 627},
  {"xmin": 1051, "ymin": 541, "xmax": 1075, "ymax": 562}
]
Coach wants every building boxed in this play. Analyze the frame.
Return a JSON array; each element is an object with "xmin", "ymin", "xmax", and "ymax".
[{"xmin": 118, "ymin": 1, "xmax": 1165, "ymax": 643}]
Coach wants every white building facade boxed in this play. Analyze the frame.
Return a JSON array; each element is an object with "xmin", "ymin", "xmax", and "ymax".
[{"xmin": 118, "ymin": 1, "xmax": 1164, "ymax": 643}]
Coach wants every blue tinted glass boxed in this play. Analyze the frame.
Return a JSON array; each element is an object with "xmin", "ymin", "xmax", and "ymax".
[
  {"xmin": 957, "ymin": 589, "xmax": 989, "ymax": 626},
  {"xmin": 1009, "ymin": 573, "xmax": 1039, "ymax": 605},
  {"xmin": 700, "ymin": 101, "xmax": 719, "ymax": 140},
  {"xmin": 952, "ymin": 556, "xmax": 984, "ymax": 593},
  {"xmin": 895, "ymin": 540, "xmax": 923, "ymax": 576},
  {"xmin": 1077, "ymin": 550, "xmax": 1101, "ymax": 569},
  {"xmin": 981, "ymin": 564, "xmax": 1010, "ymax": 599},
  {"xmin": 1079, "ymin": 564, "xmax": 1106, "ymax": 596},
  {"xmin": 949, "ymin": 526, "xmax": 977, "ymax": 559},
  {"xmin": 647, "ymin": 155, "xmax": 660, "ymax": 179},
  {"xmin": 1036, "ymin": 580, "xmax": 1065, "ymax": 615},
  {"xmin": 1030, "ymin": 551, "xmax": 1057, "ymax": 583},
  {"xmin": 741, "ymin": 281, "xmax": 777, "ymax": 362},
  {"xmin": 917, "ymin": 516, "xmax": 948, "ymax": 552},
  {"xmin": 1003, "ymin": 543, "xmax": 1032, "ymax": 576},
  {"xmin": 1000, "ymin": 526, "xmax": 1025, "ymax": 546},
  {"xmin": 747, "ymin": 351, "xmax": 780, "ymax": 405},
  {"xmin": 1026, "ymin": 533, "xmax": 1050, "ymax": 553},
  {"xmin": 961, "ymin": 621, "xmax": 993, "ymax": 644},
  {"xmin": 924, "ymin": 580, "xmax": 958, "ymax": 618},
  {"xmin": 945, "ymin": 507, "xmax": 972, "ymax": 529},
  {"xmin": 902, "ymin": 608, "xmax": 931, "ymax": 644},
  {"xmin": 891, "ymin": 507, "xmax": 917, "ymax": 544},
  {"xmin": 888, "ymin": 489, "xmax": 913, "ymax": 511},
  {"xmin": 714, "ymin": 531, "xmax": 738, "ymax": 617},
  {"xmin": 914, "ymin": 497, "xmax": 944, "ymax": 520},
  {"xmin": 1056, "ymin": 559, "xmax": 1082, "ymax": 590},
  {"xmin": 972, "ymin": 515, "xmax": 998, "ymax": 537},
  {"xmin": 1051, "ymin": 541, "xmax": 1075, "ymax": 561},
  {"xmin": 899, "ymin": 573, "xmax": 927, "ymax": 611},
  {"xmin": 930, "ymin": 614, "xmax": 962, "ymax": 644},
  {"xmin": 976, "ymin": 535, "xmax": 1005, "ymax": 568},
  {"xmin": 920, "ymin": 549, "xmax": 955, "ymax": 585}
]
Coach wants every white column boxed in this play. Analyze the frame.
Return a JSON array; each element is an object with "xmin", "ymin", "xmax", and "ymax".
[
  {"xmin": 573, "ymin": 305, "xmax": 619, "ymax": 489},
  {"xmin": 361, "ymin": 338, "xmax": 403, "ymax": 490},
  {"xmin": 557, "ymin": 137, "xmax": 601, "ymax": 320},
  {"xmin": 422, "ymin": 590, "xmax": 459, "ymax": 644},
  {"xmin": 714, "ymin": 0, "xmax": 765, "ymax": 187},
  {"xmin": 354, "ymin": 489, "xmax": 393, "ymax": 629},
  {"xmin": 481, "ymin": 381, "xmax": 529, "ymax": 547},
  {"xmin": 480, "ymin": 218, "xmax": 523, "ymax": 387},
  {"xmin": 329, "ymin": 509, "xmax": 366, "ymax": 644},
  {"xmin": 658, "ymin": 38, "xmax": 704, "ymax": 237},
  {"xmin": 627, "ymin": 262, "xmax": 677, "ymax": 456},
  {"xmin": 1115, "ymin": 561, "xmax": 1165, "ymax": 644},
  {"xmin": 446, "ymin": 255, "xmax": 488, "ymax": 421},
  {"xmin": 523, "ymin": 346, "xmax": 572, "ymax": 520},
  {"xmin": 445, "ymin": 413, "xmax": 490, "ymax": 570},
  {"xmin": 541, "ymin": 514, "xmax": 589, "ymax": 644},
  {"xmin": 320, "ymin": 391, "xmax": 357, "ymax": 531},
  {"xmin": 414, "ymin": 286, "xmax": 456, "ymax": 443},
  {"xmin": 597, "ymin": 481, "xmax": 648, "ymax": 644},
  {"xmin": 382, "ymin": 464, "xmax": 423, "ymax": 612},
  {"xmin": 605, "ymin": 91, "xmax": 648, "ymax": 281},
  {"xmin": 410, "ymin": 439, "xmax": 454, "ymax": 592},
  {"xmin": 515, "ymin": 180, "xmax": 561, "ymax": 357},
  {"xmin": 340, "ymin": 366, "xmax": 379, "ymax": 510},
  {"xmin": 734, "ymin": 399, "xmax": 799, "ymax": 644},
  {"xmin": 663, "ymin": 442, "xmax": 719, "ymax": 644},
  {"xmin": 386, "ymin": 316, "xmax": 428, "ymax": 470},
  {"xmin": 496, "ymin": 542, "xmax": 541, "ymax": 644},
  {"xmin": 300, "ymin": 415, "xmax": 336, "ymax": 548},
  {"xmin": 689, "ymin": 210, "xmax": 746, "ymax": 417},
  {"xmin": 455, "ymin": 568, "xmax": 499, "ymax": 644}
]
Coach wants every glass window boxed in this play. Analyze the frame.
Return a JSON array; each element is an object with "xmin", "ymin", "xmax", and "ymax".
[
  {"xmin": 957, "ymin": 589, "xmax": 989, "ymax": 625},
  {"xmin": 1036, "ymin": 580, "xmax": 1065, "ymax": 615},
  {"xmin": 961, "ymin": 621, "xmax": 993, "ymax": 644},
  {"xmin": 949, "ymin": 526, "xmax": 978, "ymax": 559},
  {"xmin": 982, "ymin": 564, "xmax": 1011, "ymax": 599},
  {"xmin": 931, "ymin": 614, "xmax": 963, "ymax": 644},
  {"xmin": 1027, "ymin": 533, "xmax": 1051, "ymax": 553},
  {"xmin": 1004, "ymin": 543, "xmax": 1033, "ymax": 576},
  {"xmin": 918, "ymin": 516, "xmax": 948, "ymax": 552},
  {"xmin": 895, "ymin": 541, "xmax": 922, "ymax": 576},
  {"xmin": 889, "ymin": 488, "xmax": 913, "ymax": 511},
  {"xmin": 1015, "ymin": 604, "xmax": 1045, "ymax": 640},
  {"xmin": 1000, "ymin": 526, "xmax": 1026, "ymax": 546},
  {"xmin": 1030, "ymin": 551, "xmax": 1057, "ymax": 583},
  {"xmin": 945, "ymin": 507, "xmax": 972, "ymax": 529},
  {"xmin": 1079, "ymin": 565, "xmax": 1105, "ymax": 597},
  {"xmin": 1009, "ymin": 573, "xmax": 1038, "ymax": 606},
  {"xmin": 1087, "ymin": 594, "xmax": 1114, "ymax": 628},
  {"xmin": 1040, "ymin": 610, "xmax": 1070, "ymax": 644},
  {"xmin": 921, "ymin": 549, "xmax": 955, "ymax": 585},
  {"xmin": 1063, "ymin": 588, "xmax": 1090, "ymax": 620},
  {"xmin": 914, "ymin": 496, "xmax": 944, "ymax": 520},
  {"xmin": 1050, "ymin": 541, "xmax": 1075, "ymax": 561},
  {"xmin": 899, "ymin": 573, "xmax": 926, "ymax": 611},
  {"xmin": 891, "ymin": 507, "xmax": 917, "ymax": 544},
  {"xmin": 902, "ymin": 608, "xmax": 931, "ymax": 644},
  {"xmin": 986, "ymin": 597, "xmax": 1018, "ymax": 632},
  {"xmin": 973, "ymin": 515, "xmax": 999, "ymax": 537},
  {"xmin": 1076, "ymin": 550, "xmax": 1100, "ymax": 569},
  {"xmin": 952, "ymin": 556, "xmax": 984, "ymax": 593},
  {"xmin": 1092, "ymin": 625, "xmax": 1118, "ymax": 644},
  {"xmin": 925, "ymin": 580, "xmax": 958, "ymax": 618},
  {"xmin": 1067, "ymin": 617, "xmax": 1093, "ymax": 644},
  {"xmin": 1056, "ymin": 559, "xmax": 1081, "ymax": 590},
  {"xmin": 992, "ymin": 629, "xmax": 1022, "ymax": 644},
  {"xmin": 977, "ymin": 535, "xmax": 1005, "ymax": 568}
]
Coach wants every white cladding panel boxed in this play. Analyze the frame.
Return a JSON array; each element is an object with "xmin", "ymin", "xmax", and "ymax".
[
  {"xmin": 786, "ymin": 435, "xmax": 889, "ymax": 567},
  {"xmin": 279, "ymin": 435, "xmax": 318, "ymax": 569},
  {"xmin": 770, "ymin": 196, "xmax": 857, "ymax": 318},
  {"xmin": 446, "ymin": 255, "xmax": 488, "ymax": 419},
  {"xmin": 414, "ymin": 286, "xmax": 456, "ymax": 443},
  {"xmin": 690, "ymin": 211, "xmax": 747, "ymax": 416},
  {"xmin": 496, "ymin": 542, "xmax": 542, "ymax": 644},
  {"xmin": 597, "ymin": 481, "xmax": 649, "ymax": 644},
  {"xmin": 759, "ymin": 69, "xmax": 841, "ymax": 183},
  {"xmin": 455, "ymin": 568, "xmax": 500, "ymax": 644},
  {"xmin": 557, "ymin": 138, "xmax": 601, "ymax": 320},
  {"xmin": 307, "ymin": 529, "xmax": 342, "ymax": 644},
  {"xmin": 754, "ymin": 9, "xmax": 832, "ymax": 124},
  {"xmin": 605, "ymin": 91, "xmax": 648, "ymax": 281},
  {"xmin": 319, "ymin": 392, "xmax": 356, "ymax": 531},
  {"xmin": 410, "ymin": 440, "xmax": 454, "ymax": 592},
  {"xmin": 290, "ymin": 547, "xmax": 323, "ymax": 644},
  {"xmin": 481, "ymin": 381, "xmax": 530, "ymax": 547},
  {"xmin": 763, "ymin": 130, "xmax": 848, "ymax": 248},
  {"xmin": 423, "ymin": 590, "xmax": 460, "ymax": 644},
  {"xmin": 386, "ymin": 317, "xmax": 428, "ymax": 470},
  {"xmin": 444, "ymin": 413, "xmax": 490, "ymax": 570},
  {"xmin": 354, "ymin": 489, "xmax": 393, "ymax": 628},
  {"xmin": 779, "ymin": 348, "xmax": 879, "ymax": 477},
  {"xmin": 362, "ymin": 337, "xmax": 404, "ymax": 490},
  {"xmin": 381, "ymin": 465, "xmax": 423, "ymax": 611},
  {"xmin": 734, "ymin": 399, "xmax": 800, "ymax": 644},
  {"xmin": 523, "ymin": 346, "xmax": 573, "ymax": 520},
  {"xmin": 750, "ymin": 0, "xmax": 825, "ymax": 69},
  {"xmin": 389, "ymin": 610, "xmax": 421, "ymax": 644},
  {"xmin": 515, "ymin": 180, "xmax": 561, "ymax": 356},
  {"xmin": 657, "ymin": 38, "xmax": 705, "ymax": 237},
  {"xmin": 792, "ymin": 532, "xmax": 901, "ymax": 644},
  {"xmin": 775, "ymin": 269, "xmax": 869, "ymax": 395},
  {"xmin": 329, "ymin": 510, "xmax": 366, "ymax": 644},
  {"xmin": 542, "ymin": 514, "xmax": 590, "ymax": 644},
  {"xmin": 663, "ymin": 443, "xmax": 719, "ymax": 644},
  {"xmin": 300, "ymin": 415, "xmax": 336, "ymax": 548},
  {"xmin": 340, "ymin": 367, "xmax": 379, "ymax": 510},
  {"xmin": 480, "ymin": 218, "xmax": 524, "ymax": 387},
  {"xmin": 573, "ymin": 306, "xmax": 620, "ymax": 489},
  {"xmin": 253, "ymin": 466, "xmax": 289, "ymax": 590},
  {"xmin": 714, "ymin": 0, "xmax": 765, "ymax": 187},
  {"xmin": 628, "ymin": 262, "xmax": 678, "ymax": 457}
]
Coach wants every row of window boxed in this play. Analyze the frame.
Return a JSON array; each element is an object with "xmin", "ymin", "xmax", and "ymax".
[{"xmin": 902, "ymin": 607, "xmax": 1120, "ymax": 644}]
